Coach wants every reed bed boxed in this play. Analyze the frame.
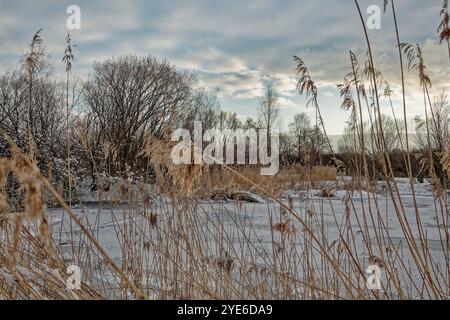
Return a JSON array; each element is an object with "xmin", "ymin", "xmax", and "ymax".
[
  {"xmin": 0, "ymin": 139, "xmax": 448, "ymax": 300},
  {"xmin": 0, "ymin": 0, "xmax": 449, "ymax": 300}
]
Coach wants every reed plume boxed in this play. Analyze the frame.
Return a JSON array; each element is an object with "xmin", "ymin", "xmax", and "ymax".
[
  {"xmin": 24, "ymin": 29, "xmax": 43, "ymax": 157},
  {"xmin": 438, "ymin": 0, "xmax": 450, "ymax": 61},
  {"xmin": 62, "ymin": 33, "xmax": 76, "ymax": 206}
]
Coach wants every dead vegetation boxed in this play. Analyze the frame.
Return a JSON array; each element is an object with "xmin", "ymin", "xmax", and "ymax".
[{"xmin": 0, "ymin": 0, "xmax": 449, "ymax": 301}]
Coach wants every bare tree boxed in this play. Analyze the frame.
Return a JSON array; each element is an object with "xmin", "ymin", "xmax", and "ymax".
[
  {"xmin": 368, "ymin": 114, "xmax": 402, "ymax": 153},
  {"xmin": 0, "ymin": 70, "xmax": 66, "ymax": 161},
  {"xmin": 243, "ymin": 117, "xmax": 259, "ymax": 130},
  {"xmin": 0, "ymin": 71, "xmax": 28, "ymax": 151},
  {"xmin": 288, "ymin": 112, "xmax": 326, "ymax": 165},
  {"xmin": 289, "ymin": 112, "xmax": 311, "ymax": 162},
  {"xmin": 338, "ymin": 115, "xmax": 401, "ymax": 155},
  {"xmin": 415, "ymin": 91, "xmax": 450, "ymax": 152},
  {"xmin": 218, "ymin": 111, "xmax": 242, "ymax": 131},
  {"xmin": 84, "ymin": 55, "xmax": 197, "ymax": 175},
  {"xmin": 258, "ymin": 83, "xmax": 280, "ymax": 145},
  {"xmin": 338, "ymin": 125, "xmax": 356, "ymax": 154},
  {"xmin": 180, "ymin": 88, "xmax": 221, "ymax": 133}
]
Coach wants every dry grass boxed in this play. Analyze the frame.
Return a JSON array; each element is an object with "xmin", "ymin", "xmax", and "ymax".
[
  {"xmin": 0, "ymin": 147, "xmax": 100, "ymax": 299},
  {"xmin": 0, "ymin": 139, "xmax": 448, "ymax": 300},
  {"xmin": 0, "ymin": 1, "xmax": 449, "ymax": 300},
  {"xmin": 442, "ymin": 141, "xmax": 450, "ymax": 180},
  {"xmin": 201, "ymin": 165, "xmax": 337, "ymax": 198},
  {"xmin": 141, "ymin": 138, "xmax": 204, "ymax": 196}
]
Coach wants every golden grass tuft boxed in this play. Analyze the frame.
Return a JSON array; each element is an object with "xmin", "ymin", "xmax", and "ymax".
[
  {"xmin": 202, "ymin": 165, "xmax": 337, "ymax": 197},
  {"xmin": 441, "ymin": 141, "xmax": 450, "ymax": 180},
  {"xmin": 141, "ymin": 138, "xmax": 204, "ymax": 196},
  {"xmin": 0, "ymin": 147, "xmax": 102, "ymax": 299}
]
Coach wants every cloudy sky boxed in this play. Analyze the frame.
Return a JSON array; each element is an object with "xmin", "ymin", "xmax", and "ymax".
[{"xmin": 0, "ymin": 0, "xmax": 449, "ymax": 134}]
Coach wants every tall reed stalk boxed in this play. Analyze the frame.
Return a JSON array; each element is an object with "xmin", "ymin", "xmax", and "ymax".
[
  {"xmin": 24, "ymin": 29, "xmax": 43, "ymax": 158},
  {"xmin": 63, "ymin": 33, "xmax": 75, "ymax": 206}
]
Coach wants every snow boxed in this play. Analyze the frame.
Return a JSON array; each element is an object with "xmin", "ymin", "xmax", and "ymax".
[
  {"xmin": 0, "ymin": 268, "xmax": 15, "ymax": 286},
  {"xmin": 43, "ymin": 178, "xmax": 448, "ymax": 298}
]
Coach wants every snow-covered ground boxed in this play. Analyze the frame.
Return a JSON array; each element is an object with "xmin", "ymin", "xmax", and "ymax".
[{"xmin": 45, "ymin": 178, "xmax": 449, "ymax": 298}]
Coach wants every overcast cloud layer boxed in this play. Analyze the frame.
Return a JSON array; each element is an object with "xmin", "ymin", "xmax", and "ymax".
[{"xmin": 1, "ymin": 0, "xmax": 449, "ymax": 134}]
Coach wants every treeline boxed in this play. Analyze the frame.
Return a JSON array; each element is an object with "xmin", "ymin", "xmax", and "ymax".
[
  {"xmin": 1, "ymin": 31, "xmax": 449, "ymax": 197},
  {"xmin": 0, "ymin": 32, "xmax": 327, "ymax": 196},
  {"xmin": 0, "ymin": 32, "xmax": 222, "ymax": 194}
]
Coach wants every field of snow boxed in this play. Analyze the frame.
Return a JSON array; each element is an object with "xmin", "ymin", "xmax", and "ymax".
[{"xmin": 44, "ymin": 178, "xmax": 449, "ymax": 299}]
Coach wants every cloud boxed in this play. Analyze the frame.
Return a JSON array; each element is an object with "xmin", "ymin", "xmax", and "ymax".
[
  {"xmin": 278, "ymin": 97, "xmax": 297, "ymax": 108},
  {"xmin": 0, "ymin": 0, "xmax": 448, "ymax": 134}
]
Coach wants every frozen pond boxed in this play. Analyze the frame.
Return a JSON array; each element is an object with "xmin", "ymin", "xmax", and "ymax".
[{"xmin": 44, "ymin": 178, "xmax": 449, "ymax": 299}]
